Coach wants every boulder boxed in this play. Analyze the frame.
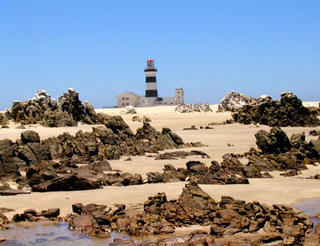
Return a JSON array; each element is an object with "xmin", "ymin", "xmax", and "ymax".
[
  {"xmin": 32, "ymin": 174, "xmax": 102, "ymax": 192},
  {"xmin": 21, "ymin": 130, "xmax": 40, "ymax": 144}
]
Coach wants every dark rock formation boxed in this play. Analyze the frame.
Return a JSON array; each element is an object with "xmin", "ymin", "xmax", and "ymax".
[
  {"xmin": 232, "ymin": 92, "xmax": 320, "ymax": 126},
  {"xmin": 246, "ymin": 127, "xmax": 320, "ymax": 172},
  {"xmin": 31, "ymin": 174, "xmax": 102, "ymax": 192},
  {"xmin": 147, "ymin": 155, "xmax": 254, "ymax": 185},
  {"xmin": 12, "ymin": 208, "xmax": 61, "ymax": 222},
  {"xmin": 154, "ymin": 150, "xmax": 209, "ymax": 160},
  {"xmin": 67, "ymin": 182, "xmax": 313, "ymax": 245},
  {"xmin": 310, "ymin": 129, "xmax": 320, "ymax": 136},
  {"xmin": 5, "ymin": 89, "xmax": 107, "ymax": 127}
]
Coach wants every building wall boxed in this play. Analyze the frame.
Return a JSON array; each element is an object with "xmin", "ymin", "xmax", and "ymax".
[
  {"xmin": 175, "ymin": 88, "xmax": 184, "ymax": 104},
  {"xmin": 117, "ymin": 92, "xmax": 140, "ymax": 107},
  {"xmin": 156, "ymin": 97, "xmax": 176, "ymax": 105}
]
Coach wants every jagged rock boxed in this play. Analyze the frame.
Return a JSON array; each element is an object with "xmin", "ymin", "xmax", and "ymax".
[
  {"xmin": 42, "ymin": 110, "xmax": 77, "ymax": 127},
  {"xmin": 0, "ymin": 139, "xmax": 20, "ymax": 178},
  {"xmin": 232, "ymin": 92, "xmax": 320, "ymax": 126},
  {"xmin": 246, "ymin": 127, "xmax": 320, "ymax": 172},
  {"xmin": 217, "ymin": 90, "xmax": 258, "ymax": 112},
  {"xmin": 148, "ymin": 157, "xmax": 251, "ymax": 185},
  {"xmin": 175, "ymin": 103, "xmax": 212, "ymax": 113},
  {"xmin": 66, "ymin": 182, "xmax": 313, "ymax": 244},
  {"xmin": 5, "ymin": 89, "xmax": 105, "ymax": 126},
  {"xmin": 255, "ymin": 127, "xmax": 292, "ymax": 154},
  {"xmin": 12, "ymin": 207, "xmax": 61, "ymax": 222}
]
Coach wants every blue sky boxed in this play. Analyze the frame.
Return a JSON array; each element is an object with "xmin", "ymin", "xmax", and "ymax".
[{"xmin": 1, "ymin": 1, "xmax": 319, "ymax": 109}]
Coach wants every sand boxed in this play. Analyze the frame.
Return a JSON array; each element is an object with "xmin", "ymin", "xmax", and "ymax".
[{"xmin": 1, "ymin": 103, "xmax": 320, "ymax": 218}]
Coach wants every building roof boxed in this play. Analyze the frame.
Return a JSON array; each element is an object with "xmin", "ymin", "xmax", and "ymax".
[{"xmin": 117, "ymin": 92, "xmax": 140, "ymax": 98}]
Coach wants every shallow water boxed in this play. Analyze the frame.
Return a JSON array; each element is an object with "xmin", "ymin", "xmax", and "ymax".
[
  {"xmin": 2, "ymin": 199, "xmax": 319, "ymax": 245},
  {"xmin": 0, "ymin": 223, "xmax": 127, "ymax": 246},
  {"xmin": 291, "ymin": 199, "xmax": 320, "ymax": 229}
]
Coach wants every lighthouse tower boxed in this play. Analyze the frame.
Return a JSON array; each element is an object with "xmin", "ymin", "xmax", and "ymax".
[{"xmin": 144, "ymin": 58, "xmax": 158, "ymax": 105}]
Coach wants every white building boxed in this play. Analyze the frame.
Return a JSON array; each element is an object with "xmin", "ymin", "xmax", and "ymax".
[
  {"xmin": 117, "ymin": 92, "xmax": 140, "ymax": 107},
  {"xmin": 117, "ymin": 59, "xmax": 184, "ymax": 108}
]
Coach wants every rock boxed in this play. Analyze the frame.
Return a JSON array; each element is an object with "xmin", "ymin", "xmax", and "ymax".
[
  {"xmin": 183, "ymin": 125, "xmax": 198, "ymax": 130},
  {"xmin": 175, "ymin": 103, "xmax": 212, "ymax": 113},
  {"xmin": 41, "ymin": 208, "xmax": 60, "ymax": 218},
  {"xmin": 90, "ymin": 160, "xmax": 112, "ymax": 172},
  {"xmin": 21, "ymin": 130, "xmax": 40, "ymax": 144},
  {"xmin": 0, "ymin": 213, "xmax": 10, "ymax": 230},
  {"xmin": 186, "ymin": 161, "xmax": 208, "ymax": 174},
  {"xmin": 310, "ymin": 130, "xmax": 320, "ymax": 136},
  {"xmin": 32, "ymin": 174, "xmax": 102, "ymax": 192},
  {"xmin": 232, "ymin": 92, "xmax": 320, "ymax": 126},
  {"xmin": 5, "ymin": 89, "xmax": 104, "ymax": 126},
  {"xmin": 68, "ymin": 215, "xmax": 94, "ymax": 232},
  {"xmin": 146, "ymin": 172, "xmax": 163, "ymax": 183},
  {"xmin": 155, "ymin": 150, "xmax": 209, "ymax": 160},
  {"xmin": 255, "ymin": 127, "xmax": 291, "ymax": 154},
  {"xmin": 42, "ymin": 110, "xmax": 77, "ymax": 127},
  {"xmin": 0, "ymin": 185, "xmax": 30, "ymax": 196},
  {"xmin": 0, "ymin": 113, "xmax": 8, "ymax": 126},
  {"xmin": 132, "ymin": 116, "xmax": 140, "ymax": 122},
  {"xmin": 12, "ymin": 207, "xmax": 61, "ymax": 222},
  {"xmin": 217, "ymin": 90, "xmax": 258, "ymax": 112},
  {"xmin": 125, "ymin": 106, "xmax": 136, "ymax": 114},
  {"xmin": 280, "ymin": 170, "xmax": 300, "ymax": 177}
]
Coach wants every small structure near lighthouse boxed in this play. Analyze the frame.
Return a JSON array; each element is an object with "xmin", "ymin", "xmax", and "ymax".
[{"xmin": 117, "ymin": 58, "xmax": 184, "ymax": 107}]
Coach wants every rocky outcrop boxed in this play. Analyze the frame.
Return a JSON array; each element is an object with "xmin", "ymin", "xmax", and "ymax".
[
  {"xmin": 175, "ymin": 103, "xmax": 212, "ymax": 113},
  {"xmin": 0, "ymin": 120, "xmax": 189, "ymax": 191},
  {"xmin": 147, "ymin": 155, "xmax": 256, "ymax": 185},
  {"xmin": 246, "ymin": 127, "xmax": 320, "ymax": 172},
  {"xmin": 67, "ymin": 182, "xmax": 313, "ymax": 244},
  {"xmin": 232, "ymin": 92, "xmax": 320, "ymax": 126},
  {"xmin": 217, "ymin": 90, "xmax": 258, "ymax": 112},
  {"xmin": 45, "ymin": 120, "xmax": 187, "ymax": 161},
  {"xmin": 12, "ymin": 208, "xmax": 61, "ymax": 222},
  {"xmin": 5, "ymin": 89, "xmax": 106, "ymax": 127}
]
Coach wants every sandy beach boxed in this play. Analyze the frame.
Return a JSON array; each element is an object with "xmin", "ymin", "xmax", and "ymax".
[{"xmin": 1, "ymin": 103, "xmax": 320, "ymax": 219}]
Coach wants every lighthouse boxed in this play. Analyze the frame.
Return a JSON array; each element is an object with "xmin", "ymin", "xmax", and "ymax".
[
  {"xmin": 117, "ymin": 58, "xmax": 184, "ymax": 107},
  {"xmin": 144, "ymin": 58, "xmax": 158, "ymax": 100}
]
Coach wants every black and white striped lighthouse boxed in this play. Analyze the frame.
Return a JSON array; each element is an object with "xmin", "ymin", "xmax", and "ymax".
[{"xmin": 144, "ymin": 58, "xmax": 158, "ymax": 98}]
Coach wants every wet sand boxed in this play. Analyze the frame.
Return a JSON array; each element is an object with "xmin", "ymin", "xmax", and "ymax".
[{"xmin": 1, "ymin": 103, "xmax": 320, "ymax": 219}]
